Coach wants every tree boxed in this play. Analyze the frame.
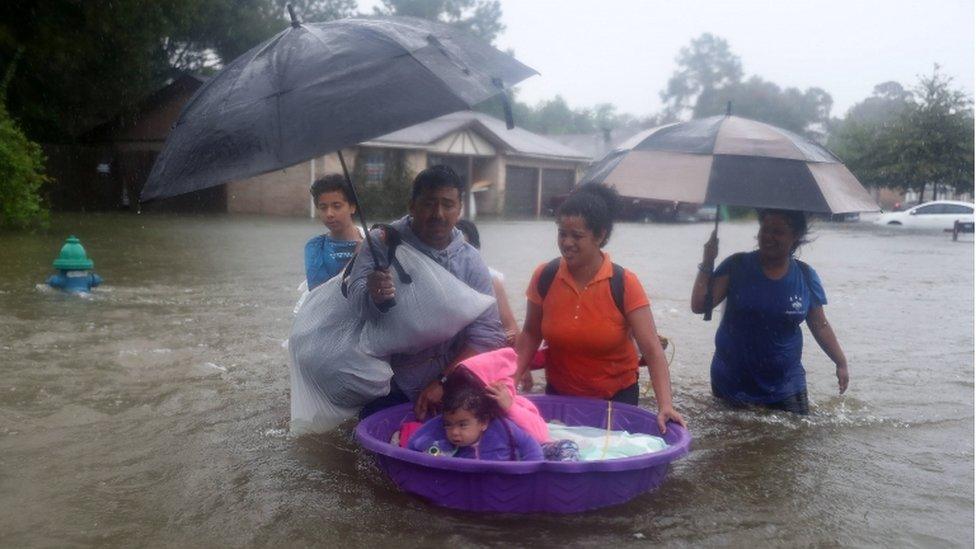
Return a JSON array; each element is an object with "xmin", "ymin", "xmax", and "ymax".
[
  {"xmin": 0, "ymin": 0, "xmax": 355, "ymax": 142},
  {"xmin": 830, "ymin": 66, "xmax": 974, "ymax": 199},
  {"xmin": 373, "ymin": 0, "xmax": 504, "ymax": 43},
  {"xmin": 661, "ymin": 34, "xmax": 832, "ymax": 137},
  {"xmin": 827, "ymin": 82, "xmax": 913, "ymax": 188},
  {"xmin": 695, "ymin": 77, "xmax": 834, "ymax": 138},
  {"xmin": 351, "ymin": 148, "xmax": 414, "ymax": 219},
  {"xmin": 660, "ymin": 33, "xmax": 743, "ymax": 120},
  {"xmin": 531, "ymin": 96, "xmax": 588, "ymax": 134},
  {"xmin": 891, "ymin": 67, "xmax": 974, "ymax": 198},
  {"xmin": 0, "ymin": 53, "xmax": 49, "ymax": 229}
]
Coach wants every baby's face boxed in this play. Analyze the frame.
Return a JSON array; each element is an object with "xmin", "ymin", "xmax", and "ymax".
[{"xmin": 443, "ymin": 408, "xmax": 488, "ymax": 447}]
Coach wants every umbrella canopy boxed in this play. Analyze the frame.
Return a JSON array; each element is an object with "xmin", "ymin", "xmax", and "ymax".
[
  {"xmin": 141, "ymin": 16, "xmax": 536, "ymax": 201},
  {"xmin": 581, "ymin": 115, "xmax": 878, "ymax": 214}
]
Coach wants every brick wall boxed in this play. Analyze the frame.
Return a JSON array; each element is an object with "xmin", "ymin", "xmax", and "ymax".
[
  {"xmin": 225, "ymin": 148, "xmax": 361, "ymax": 217},
  {"xmin": 226, "ymin": 163, "xmax": 312, "ymax": 217}
]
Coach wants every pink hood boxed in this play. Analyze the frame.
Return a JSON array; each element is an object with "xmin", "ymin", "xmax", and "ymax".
[{"xmin": 459, "ymin": 348, "xmax": 549, "ymax": 442}]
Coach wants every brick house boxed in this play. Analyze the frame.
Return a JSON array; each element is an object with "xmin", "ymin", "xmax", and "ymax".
[
  {"xmin": 74, "ymin": 74, "xmax": 589, "ymax": 218},
  {"xmin": 226, "ymin": 111, "xmax": 589, "ymax": 218}
]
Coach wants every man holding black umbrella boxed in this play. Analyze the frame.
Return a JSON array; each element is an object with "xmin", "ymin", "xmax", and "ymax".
[{"xmin": 349, "ymin": 165, "xmax": 507, "ymax": 420}]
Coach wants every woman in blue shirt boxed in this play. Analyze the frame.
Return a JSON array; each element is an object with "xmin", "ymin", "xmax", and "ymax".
[
  {"xmin": 690, "ymin": 209, "xmax": 849, "ymax": 414},
  {"xmin": 304, "ymin": 174, "xmax": 362, "ymax": 290}
]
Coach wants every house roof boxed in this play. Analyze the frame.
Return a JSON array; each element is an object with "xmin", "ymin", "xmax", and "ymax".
[
  {"xmin": 80, "ymin": 72, "xmax": 209, "ymax": 143},
  {"xmin": 362, "ymin": 111, "xmax": 590, "ymax": 162},
  {"xmin": 546, "ymin": 127, "xmax": 647, "ymax": 162}
]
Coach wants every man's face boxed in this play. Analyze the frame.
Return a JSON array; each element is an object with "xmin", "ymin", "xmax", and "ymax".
[{"xmin": 409, "ymin": 185, "xmax": 462, "ymax": 249}]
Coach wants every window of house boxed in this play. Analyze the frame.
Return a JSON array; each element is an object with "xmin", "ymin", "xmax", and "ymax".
[{"xmin": 361, "ymin": 149, "xmax": 386, "ymax": 185}]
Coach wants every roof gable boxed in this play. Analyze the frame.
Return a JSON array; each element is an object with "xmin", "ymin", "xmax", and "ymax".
[{"xmin": 364, "ymin": 111, "xmax": 589, "ymax": 161}]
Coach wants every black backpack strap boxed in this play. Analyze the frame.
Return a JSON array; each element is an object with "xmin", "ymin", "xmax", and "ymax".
[
  {"xmin": 609, "ymin": 263, "xmax": 626, "ymax": 317},
  {"xmin": 538, "ymin": 258, "xmax": 628, "ymax": 317},
  {"xmin": 536, "ymin": 258, "xmax": 562, "ymax": 301}
]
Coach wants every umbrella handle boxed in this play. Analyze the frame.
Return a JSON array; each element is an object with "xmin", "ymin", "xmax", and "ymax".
[
  {"xmin": 336, "ymin": 150, "xmax": 397, "ymax": 311},
  {"xmin": 492, "ymin": 78, "xmax": 515, "ymax": 129},
  {"xmin": 287, "ymin": 4, "xmax": 301, "ymax": 27},
  {"xmin": 702, "ymin": 208, "xmax": 721, "ymax": 321}
]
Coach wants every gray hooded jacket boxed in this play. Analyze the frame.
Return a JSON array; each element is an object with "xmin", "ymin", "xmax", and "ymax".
[{"xmin": 347, "ymin": 215, "xmax": 506, "ymax": 400}]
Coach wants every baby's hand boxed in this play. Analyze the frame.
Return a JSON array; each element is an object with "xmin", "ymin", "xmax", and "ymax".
[{"xmin": 487, "ymin": 382, "xmax": 513, "ymax": 411}]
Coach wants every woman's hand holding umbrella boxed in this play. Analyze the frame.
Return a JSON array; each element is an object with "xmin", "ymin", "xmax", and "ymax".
[{"xmin": 701, "ymin": 229, "xmax": 718, "ymax": 271}]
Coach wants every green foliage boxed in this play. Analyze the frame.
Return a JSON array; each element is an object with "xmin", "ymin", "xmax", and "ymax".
[
  {"xmin": 696, "ymin": 78, "xmax": 833, "ymax": 138},
  {"xmin": 660, "ymin": 33, "xmax": 743, "ymax": 120},
  {"xmin": 830, "ymin": 66, "xmax": 974, "ymax": 197},
  {"xmin": 0, "ymin": 54, "xmax": 49, "ymax": 229},
  {"xmin": 351, "ymin": 149, "xmax": 415, "ymax": 220},
  {"xmin": 0, "ymin": 0, "xmax": 355, "ymax": 142},
  {"xmin": 660, "ymin": 34, "xmax": 832, "ymax": 137},
  {"xmin": 373, "ymin": 0, "xmax": 504, "ymax": 43},
  {"xmin": 475, "ymin": 92, "xmax": 651, "ymax": 136}
]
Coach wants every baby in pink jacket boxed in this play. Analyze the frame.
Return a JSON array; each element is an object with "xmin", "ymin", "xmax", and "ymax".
[{"xmin": 455, "ymin": 348, "xmax": 549, "ymax": 443}]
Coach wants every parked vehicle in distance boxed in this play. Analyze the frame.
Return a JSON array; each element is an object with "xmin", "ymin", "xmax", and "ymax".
[
  {"xmin": 694, "ymin": 205, "xmax": 718, "ymax": 222},
  {"xmin": 545, "ymin": 194, "xmax": 702, "ymax": 222},
  {"xmin": 874, "ymin": 200, "xmax": 975, "ymax": 229},
  {"xmin": 675, "ymin": 205, "xmax": 717, "ymax": 223}
]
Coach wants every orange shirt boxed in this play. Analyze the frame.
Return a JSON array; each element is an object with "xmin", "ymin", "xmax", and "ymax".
[{"xmin": 526, "ymin": 253, "xmax": 650, "ymax": 399}]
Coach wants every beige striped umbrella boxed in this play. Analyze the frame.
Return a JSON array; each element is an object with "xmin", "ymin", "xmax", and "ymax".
[
  {"xmin": 582, "ymin": 113, "xmax": 877, "ymax": 320},
  {"xmin": 581, "ymin": 114, "xmax": 877, "ymax": 214}
]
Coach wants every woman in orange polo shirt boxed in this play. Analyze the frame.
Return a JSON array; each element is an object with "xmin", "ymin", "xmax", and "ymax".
[{"xmin": 513, "ymin": 183, "xmax": 685, "ymax": 434}]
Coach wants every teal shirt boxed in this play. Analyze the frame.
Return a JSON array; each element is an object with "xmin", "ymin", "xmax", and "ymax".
[{"xmin": 304, "ymin": 235, "xmax": 357, "ymax": 290}]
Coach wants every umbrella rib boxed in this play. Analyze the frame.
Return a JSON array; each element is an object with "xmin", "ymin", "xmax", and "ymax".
[
  {"xmin": 764, "ymin": 125, "xmax": 841, "ymax": 164},
  {"xmin": 800, "ymin": 161, "xmax": 833, "ymax": 213},
  {"xmin": 344, "ymin": 19, "xmax": 501, "ymax": 106}
]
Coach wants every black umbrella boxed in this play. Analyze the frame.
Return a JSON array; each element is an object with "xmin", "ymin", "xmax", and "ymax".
[
  {"xmin": 581, "ymin": 109, "xmax": 878, "ymax": 319},
  {"xmin": 140, "ymin": 10, "xmax": 536, "ymax": 308},
  {"xmin": 142, "ymin": 13, "xmax": 534, "ymax": 202}
]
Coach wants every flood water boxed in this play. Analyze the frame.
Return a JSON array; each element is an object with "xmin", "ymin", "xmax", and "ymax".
[{"xmin": 1, "ymin": 212, "xmax": 972, "ymax": 547}]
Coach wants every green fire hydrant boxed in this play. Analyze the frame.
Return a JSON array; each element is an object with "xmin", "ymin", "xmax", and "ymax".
[{"xmin": 46, "ymin": 236, "xmax": 102, "ymax": 293}]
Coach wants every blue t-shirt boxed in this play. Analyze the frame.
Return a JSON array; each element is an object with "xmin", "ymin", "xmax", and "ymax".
[
  {"xmin": 710, "ymin": 251, "xmax": 827, "ymax": 404},
  {"xmin": 304, "ymin": 235, "xmax": 358, "ymax": 291}
]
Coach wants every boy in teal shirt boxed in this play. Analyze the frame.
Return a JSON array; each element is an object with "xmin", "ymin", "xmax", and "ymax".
[{"xmin": 304, "ymin": 174, "xmax": 362, "ymax": 290}]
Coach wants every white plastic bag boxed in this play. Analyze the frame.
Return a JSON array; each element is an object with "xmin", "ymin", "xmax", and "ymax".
[
  {"xmin": 293, "ymin": 279, "xmax": 309, "ymax": 315},
  {"xmin": 359, "ymin": 244, "xmax": 495, "ymax": 357},
  {"xmin": 288, "ymin": 275, "xmax": 392, "ymax": 435}
]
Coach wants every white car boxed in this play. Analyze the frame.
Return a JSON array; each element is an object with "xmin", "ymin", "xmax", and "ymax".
[{"xmin": 874, "ymin": 200, "xmax": 974, "ymax": 229}]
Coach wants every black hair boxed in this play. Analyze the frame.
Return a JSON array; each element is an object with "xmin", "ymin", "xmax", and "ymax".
[
  {"xmin": 442, "ymin": 366, "xmax": 501, "ymax": 424},
  {"xmin": 310, "ymin": 173, "xmax": 355, "ymax": 205},
  {"xmin": 757, "ymin": 208, "xmax": 810, "ymax": 253},
  {"xmin": 455, "ymin": 219, "xmax": 481, "ymax": 249},
  {"xmin": 556, "ymin": 182, "xmax": 620, "ymax": 247},
  {"xmin": 411, "ymin": 165, "xmax": 466, "ymax": 203}
]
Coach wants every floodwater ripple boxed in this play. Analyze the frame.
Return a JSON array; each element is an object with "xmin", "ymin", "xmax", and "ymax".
[{"xmin": 0, "ymin": 213, "xmax": 971, "ymax": 547}]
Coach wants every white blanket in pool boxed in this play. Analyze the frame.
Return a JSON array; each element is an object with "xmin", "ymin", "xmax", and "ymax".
[{"xmin": 547, "ymin": 423, "xmax": 668, "ymax": 460}]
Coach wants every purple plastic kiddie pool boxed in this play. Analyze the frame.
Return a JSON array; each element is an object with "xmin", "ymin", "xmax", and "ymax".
[{"xmin": 355, "ymin": 394, "xmax": 691, "ymax": 513}]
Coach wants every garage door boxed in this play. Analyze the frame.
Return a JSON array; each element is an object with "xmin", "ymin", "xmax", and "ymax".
[
  {"xmin": 541, "ymin": 169, "xmax": 576, "ymax": 215},
  {"xmin": 504, "ymin": 166, "xmax": 538, "ymax": 217}
]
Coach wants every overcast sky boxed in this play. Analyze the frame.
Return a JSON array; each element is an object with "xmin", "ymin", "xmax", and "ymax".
[
  {"xmin": 367, "ymin": 0, "xmax": 975, "ymax": 119},
  {"xmin": 500, "ymin": 0, "xmax": 975, "ymax": 118}
]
